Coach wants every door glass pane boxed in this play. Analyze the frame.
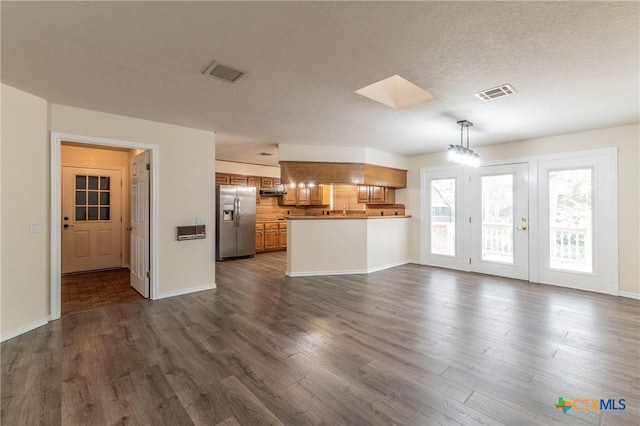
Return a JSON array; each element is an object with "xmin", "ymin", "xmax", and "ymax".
[
  {"xmin": 100, "ymin": 176, "xmax": 110, "ymax": 190},
  {"xmin": 88, "ymin": 191, "xmax": 98, "ymax": 206},
  {"xmin": 430, "ymin": 178, "xmax": 456, "ymax": 256},
  {"xmin": 88, "ymin": 207, "xmax": 99, "ymax": 221},
  {"xmin": 88, "ymin": 176, "xmax": 99, "ymax": 190},
  {"xmin": 482, "ymin": 174, "xmax": 514, "ymax": 263},
  {"xmin": 76, "ymin": 207, "xmax": 87, "ymax": 221},
  {"xmin": 99, "ymin": 192, "xmax": 110, "ymax": 205},
  {"xmin": 75, "ymin": 191, "xmax": 86, "ymax": 205},
  {"xmin": 76, "ymin": 175, "xmax": 87, "ymax": 189},
  {"xmin": 100, "ymin": 207, "xmax": 110, "ymax": 221},
  {"xmin": 549, "ymin": 169, "xmax": 593, "ymax": 273}
]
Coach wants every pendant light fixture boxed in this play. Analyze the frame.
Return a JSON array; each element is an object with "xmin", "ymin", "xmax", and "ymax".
[{"xmin": 448, "ymin": 120, "xmax": 480, "ymax": 167}]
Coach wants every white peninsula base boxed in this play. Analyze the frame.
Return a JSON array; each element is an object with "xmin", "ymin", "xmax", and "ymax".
[{"xmin": 286, "ymin": 216, "xmax": 411, "ymax": 277}]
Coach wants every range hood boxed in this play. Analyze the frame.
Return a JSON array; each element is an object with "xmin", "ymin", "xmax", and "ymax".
[{"xmin": 259, "ymin": 184, "xmax": 287, "ymax": 196}]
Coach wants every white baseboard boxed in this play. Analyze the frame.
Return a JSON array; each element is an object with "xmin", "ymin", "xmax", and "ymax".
[
  {"xmin": 619, "ymin": 291, "xmax": 640, "ymax": 300},
  {"xmin": 286, "ymin": 269, "xmax": 367, "ymax": 277},
  {"xmin": 366, "ymin": 260, "xmax": 410, "ymax": 273},
  {"xmin": 1, "ymin": 317, "xmax": 50, "ymax": 343},
  {"xmin": 155, "ymin": 284, "xmax": 217, "ymax": 300}
]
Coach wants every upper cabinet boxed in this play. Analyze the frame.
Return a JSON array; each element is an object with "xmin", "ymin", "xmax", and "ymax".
[
  {"xmin": 280, "ymin": 184, "xmax": 330, "ymax": 206},
  {"xmin": 357, "ymin": 185, "xmax": 395, "ymax": 204},
  {"xmin": 215, "ymin": 173, "xmax": 230, "ymax": 186},
  {"xmin": 310, "ymin": 185, "xmax": 330, "ymax": 205}
]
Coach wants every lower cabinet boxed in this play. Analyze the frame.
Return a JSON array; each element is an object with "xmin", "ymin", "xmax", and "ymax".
[
  {"xmin": 278, "ymin": 222, "xmax": 287, "ymax": 248},
  {"xmin": 255, "ymin": 223, "xmax": 264, "ymax": 251},
  {"xmin": 257, "ymin": 221, "xmax": 286, "ymax": 252},
  {"xmin": 264, "ymin": 223, "xmax": 279, "ymax": 250}
]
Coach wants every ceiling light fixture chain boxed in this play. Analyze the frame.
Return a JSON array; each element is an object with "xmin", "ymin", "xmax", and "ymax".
[{"xmin": 447, "ymin": 120, "xmax": 480, "ymax": 168}]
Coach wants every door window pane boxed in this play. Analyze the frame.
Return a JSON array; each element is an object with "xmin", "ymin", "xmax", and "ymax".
[
  {"xmin": 549, "ymin": 169, "xmax": 593, "ymax": 272},
  {"xmin": 100, "ymin": 207, "xmax": 110, "ymax": 221},
  {"xmin": 100, "ymin": 176, "xmax": 110, "ymax": 190},
  {"xmin": 88, "ymin": 207, "xmax": 99, "ymax": 221},
  {"xmin": 88, "ymin": 191, "xmax": 99, "ymax": 205},
  {"xmin": 482, "ymin": 174, "xmax": 514, "ymax": 263},
  {"xmin": 74, "ymin": 174, "xmax": 111, "ymax": 221},
  {"xmin": 75, "ymin": 207, "xmax": 86, "ymax": 221},
  {"xmin": 430, "ymin": 178, "xmax": 456, "ymax": 256},
  {"xmin": 76, "ymin": 175, "xmax": 86, "ymax": 189},
  {"xmin": 88, "ymin": 176, "xmax": 99, "ymax": 190},
  {"xmin": 75, "ymin": 191, "xmax": 86, "ymax": 205}
]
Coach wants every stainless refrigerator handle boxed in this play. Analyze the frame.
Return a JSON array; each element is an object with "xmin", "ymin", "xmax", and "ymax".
[
  {"xmin": 234, "ymin": 197, "xmax": 239, "ymax": 227},
  {"xmin": 236, "ymin": 197, "xmax": 241, "ymax": 226}
]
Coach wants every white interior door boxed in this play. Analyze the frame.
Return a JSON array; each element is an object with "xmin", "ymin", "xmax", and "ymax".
[
  {"xmin": 469, "ymin": 163, "xmax": 529, "ymax": 280},
  {"xmin": 62, "ymin": 167, "xmax": 122, "ymax": 273},
  {"xmin": 130, "ymin": 151, "xmax": 150, "ymax": 298}
]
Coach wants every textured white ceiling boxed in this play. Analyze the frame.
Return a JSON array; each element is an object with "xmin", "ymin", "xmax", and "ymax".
[{"xmin": 2, "ymin": 2, "xmax": 638, "ymax": 166}]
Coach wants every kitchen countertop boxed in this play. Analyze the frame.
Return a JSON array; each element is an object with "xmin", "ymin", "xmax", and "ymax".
[{"xmin": 286, "ymin": 215, "xmax": 411, "ymax": 220}]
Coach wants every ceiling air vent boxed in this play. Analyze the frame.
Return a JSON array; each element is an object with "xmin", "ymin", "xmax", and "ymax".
[
  {"xmin": 203, "ymin": 61, "xmax": 249, "ymax": 84},
  {"xmin": 474, "ymin": 84, "xmax": 516, "ymax": 101}
]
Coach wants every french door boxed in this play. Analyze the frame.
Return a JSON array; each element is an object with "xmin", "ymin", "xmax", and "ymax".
[
  {"xmin": 422, "ymin": 148, "xmax": 617, "ymax": 295},
  {"xmin": 423, "ymin": 163, "xmax": 528, "ymax": 280},
  {"xmin": 469, "ymin": 163, "xmax": 529, "ymax": 280}
]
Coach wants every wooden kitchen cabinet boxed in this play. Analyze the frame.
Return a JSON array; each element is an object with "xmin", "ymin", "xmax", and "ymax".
[
  {"xmin": 215, "ymin": 173, "xmax": 230, "ymax": 186},
  {"xmin": 296, "ymin": 186, "xmax": 311, "ymax": 205},
  {"xmin": 257, "ymin": 221, "xmax": 286, "ymax": 252},
  {"xmin": 247, "ymin": 176, "xmax": 261, "ymax": 201},
  {"xmin": 261, "ymin": 177, "xmax": 274, "ymax": 188},
  {"xmin": 280, "ymin": 185, "xmax": 320, "ymax": 206},
  {"xmin": 264, "ymin": 222, "xmax": 279, "ymax": 250},
  {"xmin": 281, "ymin": 186, "xmax": 297, "ymax": 205},
  {"xmin": 278, "ymin": 222, "xmax": 287, "ymax": 248},
  {"xmin": 310, "ymin": 185, "xmax": 330, "ymax": 205},
  {"xmin": 229, "ymin": 175, "xmax": 248, "ymax": 186},
  {"xmin": 357, "ymin": 185, "xmax": 395, "ymax": 204},
  {"xmin": 255, "ymin": 223, "xmax": 265, "ymax": 252}
]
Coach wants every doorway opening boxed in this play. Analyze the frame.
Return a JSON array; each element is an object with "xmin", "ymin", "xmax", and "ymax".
[
  {"xmin": 51, "ymin": 132, "xmax": 159, "ymax": 320},
  {"xmin": 60, "ymin": 143, "xmax": 148, "ymax": 314}
]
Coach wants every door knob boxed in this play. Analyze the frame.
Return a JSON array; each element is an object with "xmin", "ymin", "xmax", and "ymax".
[
  {"xmin": 63, "ymin": 224, "xmax": 74, "ymax": 229},
  {"xmin": 516, "ymin": 225, "xmax": 528, "ymax": 231},
  {"xmin": 126, "ymin": 227, "xmax": 133, "ymax": 231}
]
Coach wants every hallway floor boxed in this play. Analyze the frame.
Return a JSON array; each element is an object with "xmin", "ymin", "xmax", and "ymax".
[{"xmin": 61, "ymin": 268, "xmax": 144, "ymax": 314}]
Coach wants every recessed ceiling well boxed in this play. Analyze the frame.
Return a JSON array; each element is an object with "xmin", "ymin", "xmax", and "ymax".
[{"xmin": 355, "ymin": 75, "xmax": 436, "ymax": 110}]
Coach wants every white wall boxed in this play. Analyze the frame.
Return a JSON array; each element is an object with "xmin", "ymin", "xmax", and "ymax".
[
  {"xmin": 50, "ymin": 104, "xmax": 216, "ymax": 296},
  {"xmin": 406, "ymin": 123, "xmax": 640, "ymax": 296},
  {"xmin": 279, "ymin": 144, "xmax": 409, "ymax": 170},
  {"xmin": 287, "ymin": 219, "xmax": 367, "ymax": 276},
  {"xmin": 366, "ymin": 218, "xmax": 410, "ymax": 271},
  {"xmin": 364, "ymin": 147, "xmax": 410, "ymax": 170},
  {"xmin": 1, "ymin": 85, "xmax": 49, "ymax": 338},
  {"xmin": 286, "ymin": 218, "xmax": 410, "ymax": 276},
  {"xmin": 215, "ymin": 160, "xmax": 280, "ymax": 178},
  {"xmin": 1, "ymin": 84, "xmax": 217, "ymax": 340}
]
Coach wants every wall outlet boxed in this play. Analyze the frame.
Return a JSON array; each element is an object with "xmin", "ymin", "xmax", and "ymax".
[
  {"xmin": 196, "ymin": 217, "xmax": 207, "ymax": 225},
  {"xmin": 30, "ymin": 221, "xmax": 42, "ymax": 233}
]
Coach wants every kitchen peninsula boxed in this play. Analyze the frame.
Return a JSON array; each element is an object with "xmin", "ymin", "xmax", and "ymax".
[{"xmin": 286, "ymin": 214, "xmax": 411, "ymax": 276}]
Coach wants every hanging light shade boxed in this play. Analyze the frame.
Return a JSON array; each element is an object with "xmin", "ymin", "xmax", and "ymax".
[{"xmin": 448, "ymin": 120, "xmax": 480, "ymax": 167}]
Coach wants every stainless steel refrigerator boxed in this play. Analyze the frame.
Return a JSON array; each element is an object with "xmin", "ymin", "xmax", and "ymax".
[{"xmin": 216, "ymin": 185, "xmax": 257, "ymax": 260}]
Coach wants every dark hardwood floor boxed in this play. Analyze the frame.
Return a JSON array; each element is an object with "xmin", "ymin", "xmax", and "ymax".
[
  {"xmin": 2, "ymin": 251, "xmax": 639, "ymax": 425},
  {"xmin": 62, "ymin": 268, "xmax": 144, "ymax": 315}
]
